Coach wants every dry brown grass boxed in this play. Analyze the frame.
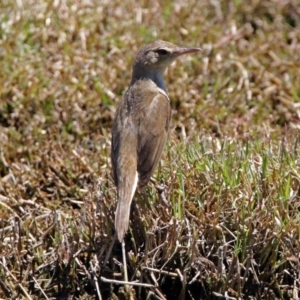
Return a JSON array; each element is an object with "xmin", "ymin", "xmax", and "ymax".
[{"xmin": 1, "ymin": 0, "xmax": 300, "ymax": 299}]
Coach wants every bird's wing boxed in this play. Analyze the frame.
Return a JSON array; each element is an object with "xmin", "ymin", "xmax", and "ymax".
[
  {"xmin": 111, "ymin": 95, "xmax": 139, "ymax": 242},
  {"xmin": 111, "ymin": 97, "xmax": 138, "ymax": 188},
  {"xmin": 135, "ymin": 90, "xmax": 171, "ymax": 188},
  {"xmin": 112, "ymin": 83, "xmax": 171, "ymax": 188}
]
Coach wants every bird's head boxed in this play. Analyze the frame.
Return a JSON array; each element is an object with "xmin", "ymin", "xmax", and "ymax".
[{"xmin": 133, "ymin": 40, "xmax": 201, "ymax": 73}]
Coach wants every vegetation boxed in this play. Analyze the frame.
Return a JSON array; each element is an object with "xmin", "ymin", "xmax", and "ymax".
[{"xmin": 0, "ymin": 0, "xmax": 300, "ymax": 299}]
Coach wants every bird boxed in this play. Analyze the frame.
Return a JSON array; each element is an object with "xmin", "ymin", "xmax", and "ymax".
[{"xmin": 111, "ymin": 40, "xmax": 201, "ymax": 242}]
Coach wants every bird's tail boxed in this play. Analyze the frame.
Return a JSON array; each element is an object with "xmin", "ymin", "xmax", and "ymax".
[{"xmin": 115, "ymin": 169, "xmax": 138, "ymax": 242}]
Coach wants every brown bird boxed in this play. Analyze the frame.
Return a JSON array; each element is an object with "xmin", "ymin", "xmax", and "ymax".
[{"xmin": 111, "ymin": 40, "xmax": 201, "ymax": 242}]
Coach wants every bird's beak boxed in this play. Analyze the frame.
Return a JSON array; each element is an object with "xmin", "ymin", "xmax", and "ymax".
[{"xmin": 174, "ymin": 47, "xmax": 202, "ymax": 56}]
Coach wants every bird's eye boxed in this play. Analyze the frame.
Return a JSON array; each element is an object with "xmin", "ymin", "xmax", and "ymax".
[{"xmin": 156, "ymin": 49, "xmax": 169, "ymax": 55}]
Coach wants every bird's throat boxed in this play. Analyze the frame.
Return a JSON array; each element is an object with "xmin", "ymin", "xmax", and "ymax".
[{"xmin": 131, "ymin": 68, "xmax": 167, "ymax": 94}]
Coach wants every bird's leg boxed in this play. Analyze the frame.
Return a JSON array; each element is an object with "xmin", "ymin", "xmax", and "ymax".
[{"xmin": 121, "ymin": 239, "xmax": 129, "ymax": 290}]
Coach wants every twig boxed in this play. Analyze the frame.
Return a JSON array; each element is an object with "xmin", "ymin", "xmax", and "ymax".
[
  {"xmin": 212, "ymin": 292, "xmax": 237, "ymax": 300},
  {"xmin": 90, "ymin": 257, "xmax": 102, "ymax": 300},
  {"xmin": 146, "ymin": 291, "xmax": 164, "ymax": 300},
  {"xmin": 177, "ymin": 269, "xmax": 187, "ymax": 300},
  {"xmin": 32, "ymin": 277, "xmax": 49, "ymax": 300},
  {"xmin": 150, "ymin": 178, "xmax": 170, "ymax": 207},
  {"xmin": 176, "ymin": 269, "xmax": 184, "ymax": 282},
  {"xmin": 148, "ymin": 240, "xmax": 167, "ymax": 255},
  {"xmin": 102, "ymin": 233, "xmax": 117, "ymax": 268},
  {"xmin": 149, "ymin": 270, "xmax": 159, "ymax": 287},
  {"xmin": 142, "ymin": 266, "xmax": 178, "ymax": 278},
  {"xmin": 100, "ymin": 277, "xmax": 153, "ymax": 287},
  {"xmin": 18, "ymin": 283, "xmax": 33, "ymax": 300},
  {"xmin": 0, "ymin": 277, "xmax": 12, "ymax": 298},
  {"xmin": 143, "ymin": 272, "xmax": 167, "ymax": 300},
  {"xmin": 159, "ymin": 240, "xmax": 179, "ymax": 273},
  {"xmin": 188, "ymin": 271, "xmax": 200, "ymax": 284}
]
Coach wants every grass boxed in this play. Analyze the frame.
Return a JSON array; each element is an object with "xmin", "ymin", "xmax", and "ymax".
[{"xmin": 1, "ymin": 0, "xmax": 300, "ymax": 299}]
